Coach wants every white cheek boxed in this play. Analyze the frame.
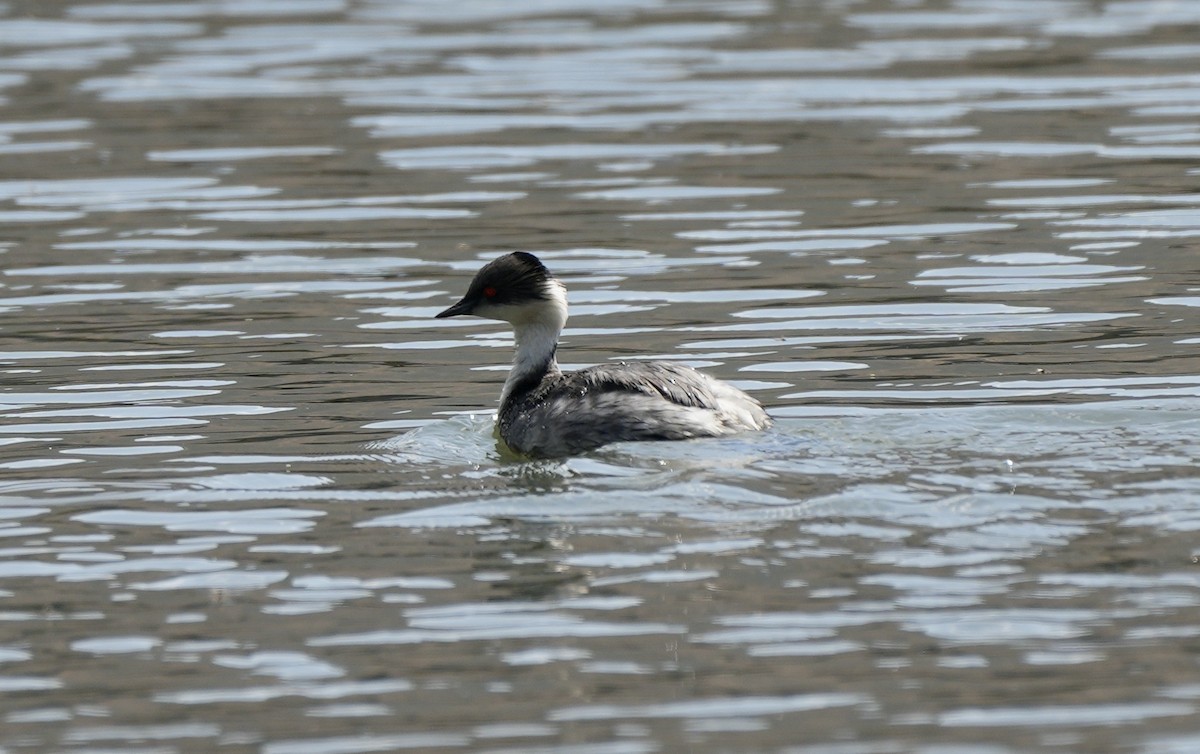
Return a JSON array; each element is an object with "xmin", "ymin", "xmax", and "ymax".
[{"xmin": 473, "ymin": 300, "xmax": 519, "ymax": 323}]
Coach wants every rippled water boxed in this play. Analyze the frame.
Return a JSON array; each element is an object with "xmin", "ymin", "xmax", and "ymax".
[{"xmin": 3, "ymin": 1, "xmax": 1200, "ymax": 752}]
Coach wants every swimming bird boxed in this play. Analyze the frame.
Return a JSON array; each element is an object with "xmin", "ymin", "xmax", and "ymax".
[{"xmin": 436, "ymin": 252, "xmax": 770, "ymax": 457}]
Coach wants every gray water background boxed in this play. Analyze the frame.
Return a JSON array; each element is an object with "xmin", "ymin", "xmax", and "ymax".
[{"xmin": 2, "ymin": 0, "xmax": 1200, "ymax": 752}]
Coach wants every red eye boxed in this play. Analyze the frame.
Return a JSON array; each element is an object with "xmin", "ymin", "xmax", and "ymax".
[{"xmin": 483, "ymin": 286, "xmax": 497, "ymax": 298}]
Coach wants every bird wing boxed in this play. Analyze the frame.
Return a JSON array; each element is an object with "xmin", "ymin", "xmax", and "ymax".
[{"xmin": 569, "ymin": 361, "xmax": 727, "ymax": 410}]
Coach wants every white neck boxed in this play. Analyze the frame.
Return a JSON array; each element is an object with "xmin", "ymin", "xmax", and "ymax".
[{"xmin": 500, "ymin": 284, "xmax": 568, "ymax": 406}]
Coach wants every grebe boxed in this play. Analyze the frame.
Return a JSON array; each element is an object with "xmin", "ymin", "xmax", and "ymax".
[{"xmin": 436, "ymin": 252, "xmax": 770, "ymax": 457}]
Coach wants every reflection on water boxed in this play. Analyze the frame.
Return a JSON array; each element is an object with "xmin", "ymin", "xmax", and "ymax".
[{"xmin": 2, "ymin": 0, "xmax": 1200, "ymax": 752}]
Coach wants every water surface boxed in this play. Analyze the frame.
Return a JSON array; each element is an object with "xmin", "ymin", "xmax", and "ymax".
[{"xmin": 2, "ymin": 1, "xmax": 1200, "ymax": 752}]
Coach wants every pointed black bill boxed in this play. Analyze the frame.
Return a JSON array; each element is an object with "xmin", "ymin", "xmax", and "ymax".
[{"xmin": 436, "ymin": 297, "xmax": 475, "ymax": 318}]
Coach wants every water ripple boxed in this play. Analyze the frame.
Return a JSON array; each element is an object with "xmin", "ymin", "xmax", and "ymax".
[{"xmin": 3, "ymin": 2, "xmax": 1200, "ymax": 753}]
